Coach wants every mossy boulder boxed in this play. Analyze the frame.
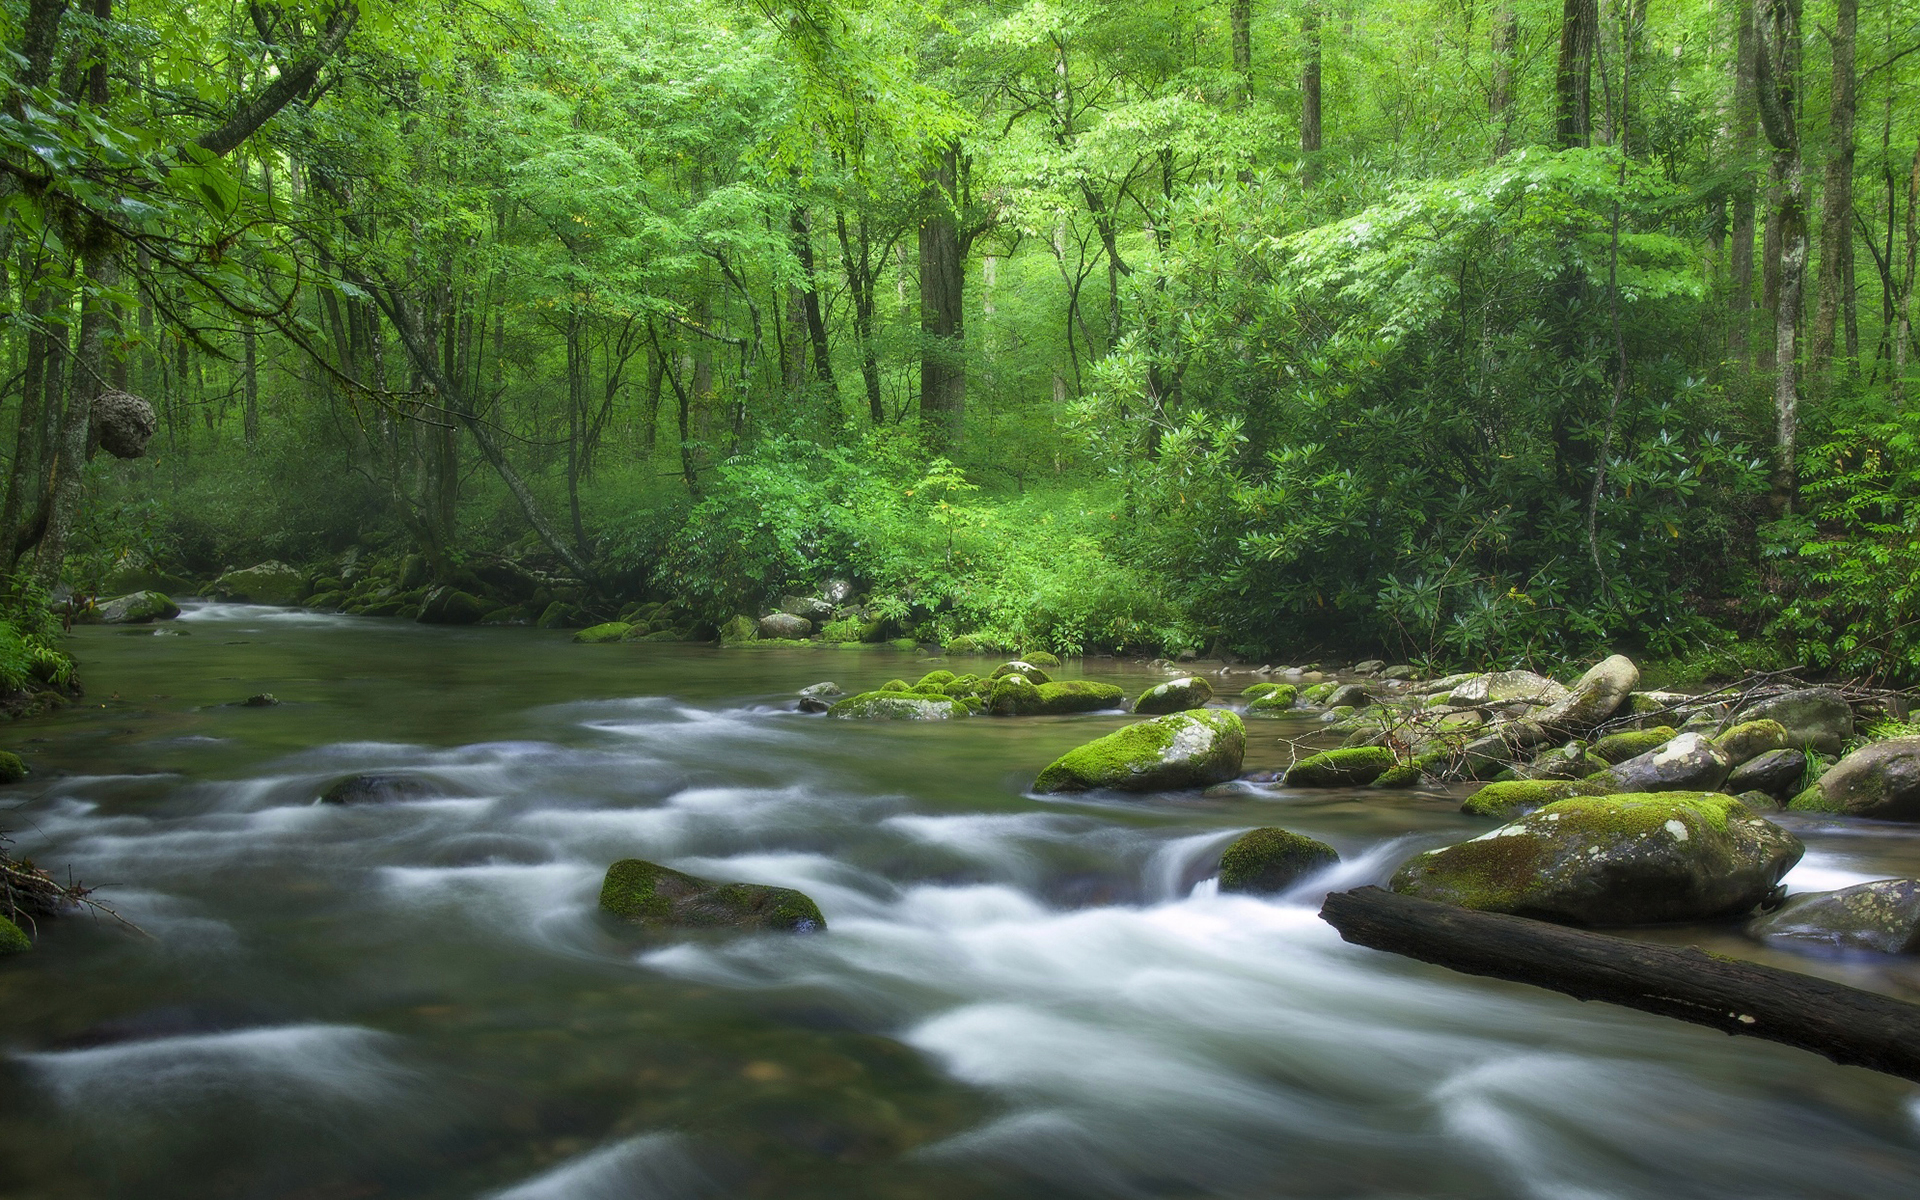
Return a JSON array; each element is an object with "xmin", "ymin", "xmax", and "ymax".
[
  {"xmin": 1532, "ymin": 654, "xmax": 1640, "ymax": 731},
  {"xmin": 85, "ymin": 590, "xmax": 180, "ymax": 624},
  {"xmin": 418, "ymin": 587, "xmax": 489, "ymax": 625},
  {"xmin": 1372, "ymin": 751, "xmax": 1450, "ymax": 789},
  {"xmin": 599, "ymin": 858, "xmax": 824, "ymax": 933},
  {"xmin": 1519, "ymin": 744, "xmax": 1611, "ymax": 781},
  {"xmin": 0, "ymin": 751, "xmax": 28, "ymax": 784},
  {"xmin": 0, "ymin": 914, "xmax": 28, "ymax": 955},
  {"xmin": 320, "ymin": 773, "xmax": 448, "ymax": 805},
  {"xmin": 1022, "ymin": 651, "xmax": 1062, "ymax": 667},
  {"xmin": 1282, "ymin": 746, "xmax": 1397, "ymax": 788},
  {"xmin": 212, "ymin": 561, "xmax": 309, "ymax": 605},
  {"xmin": 1460, "ymin": 777, "xmax": 1614, "ymax": 819},
  {"xmin": 572, "ymin": 622, "xmax": 633, "ymax": 644},
  {"xmin": 990, "ymin": 660, "xmax": 1053, "ymax": 685},
  {"xmin": 1134, "ymin": 676, "xmax": 1213, "ymax": 715},
  {"xmin": 826, "ymin": 691, "xmax": 968, "ymax": 720},
  {"xmin": 1592, "ymin": 726, "xmax": 1677, "ymax": 764},
  {"xmin": 914, "ymin": 670, "xmax": 958, "ymax": 689},
  {"xmin": 990, "ymin": 676, "xmax": 1124, "ymax": 716},
  {"xmin": 1392, "ymin": 792, "xmax": 1803, "ymax": 926},
  {"xmin": 1033, "ymin": 709, "xmax": 1245, "ymax": 794},
  {"xmin": 1726, "ymin": 747, "xmax": 1807, "ymax": 797},
  {"xmin": 1747, "ymin": 878, "xmax": 1920, "ymax": 954},
  {"xmin": 1788, "ymin": 736, "xmax": 1920, "ymax": 820},
  {"xmin": 1241, "ymin": 682, "xmax": 1284, "ymax": 701},
  {"xmin": 1448, "ymin": 670, "xmax": 1571, "ymax": 707},
  {"xmin": 1707, "ymin": 718, "xmax": 1790, "ymax": 767},
  {"xmin": 719, "ymin": 614, "xmax": 759, "ymax": 644},
  {"xmin": 797, "ymin": 682, "xmax": 844, "ymax": 713},
  {"xmin": 1299, "ymin": 681, "xmax": 1339, "ymax": 706},
  {"xmin": 1593, "ymin": 731, "xmax": 1732, "ymax": 794},
  {"xmin": 1246, "ymin": 684, "xmax": 1300, "ymax": 715},
  {"xmin": 1218, "ymin": 828, "xmax": 1340, "ymax": 894},
  {"xmin": 1736, "ymin": 688, "xmax": 1854, "ymax": 755}
]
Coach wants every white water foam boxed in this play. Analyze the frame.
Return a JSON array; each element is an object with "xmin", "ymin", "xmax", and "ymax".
[{"xmin": 485, "ymin": 1132, "xmax": 717, "ymax": 1200}]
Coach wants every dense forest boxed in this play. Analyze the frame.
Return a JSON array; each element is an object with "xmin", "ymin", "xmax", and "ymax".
[{"xmin": 4, "ymin": 0, "xmax": 1919, "ymax": 685}]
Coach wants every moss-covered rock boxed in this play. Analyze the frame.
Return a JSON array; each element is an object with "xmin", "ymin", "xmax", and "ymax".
[
  {"xmin": 1282, "ymin": 746, "xmax": 1397, "ymax": 787},
  {"xmin": 914, "ymin": 670, "xmax": 957, "ymax": 689},
  {"xmin": 1460, "ymin": 777, "xmax": 1614, "ymax": 819},
  {"xmin": 1033, "ymin": 709, "xmax": 1245, "ymax": 793},
  {"xmin": 989, "ymin": 660, "xmax": 1054, "ymax": 685},
  {"xmin": 1532, "ymin": 654, "xmax": 1640, "ymax": 731},
  {"xmin": 1246, "ymin": 684, "xmax": 1300, "ymax": 715},
  {"xmin": 572, "ymin": 622, "xmax": 633, "ymax": 644},
  {"xmin": 1593, "ymin": 731, "xmax": 1732, "ymax": 794},
  {"xmin": 1392, "ymin": 792, "xmax": 1803, "ymax": 926},
  {"xmin": 1736, "ymin": 687, "xmax": 1854, "ymax": 755},
  {"xmin": 0, "ymin": 751, "xmax": 28, "ymax": 784},
  {"xmin": 1519, "ymin": 744, "xmax": 1611, "ymax": 781},
  {"xmin": 990, "ymin": 676, "xmax": 1125, "ymax": 716},
  {"xmin": 826, "ymin": 691, "xmax": 968, "ymax": 720},
  {"xmin": 887, "ymin": 637, "xmax": 919, "ymax": 651},
  {"xmin": 1372, "ymin": 752, "xmax": 1450, "ymax": 789},
  {"xmin": 418, "ymin": 587, "xmax": 488, "ymax": 625},
  {"xmin": 1022, "ymin": 650, "xmax": 1062, "ymax": 667},
  {"xmin": 598, "ymin": 858, "xmax": 825, "ymax": 933},
  {"xmin": 1788, "ymin": 736, "xmax": 1920, "ymax": 819},
  {"xmin": 0, "ymin": 914, "xmax": 28, "ymax": 955},
  {"xmin": 1747, "ymin": 878, "xmax": 1920, "ymax": 954},
  {"xmin": 212, "ymin": 560, "xmax": 309, "ymax": 605},
  {"xmin": 1592, "ymin": 726, "xmax": 1677, "ymax": 764},
  {"xmin": 718, "ymin": 614, "xmax": 759, "ymax": 644},
  {"xmin": 1711, "ymin": 719, "xmax": 1791, "ymax": 767},
  {"xmin": 1299, "ymin": 681, "xmax": 1339, "ymax": 706},
  {"xmin": 1241, "ymin": 682, "xmax": 1284, "ymax": 701},
  {"xmin": 1134, "ymin": 676, "xmax": 1213, "ymax": 715},
  {"xmin": 81, "ymin": 590, "xmax": 180, "ymax": 624},
  {"xmin": 1217, "ymin": 828, "xmax": 1340, "ymax": 894}
]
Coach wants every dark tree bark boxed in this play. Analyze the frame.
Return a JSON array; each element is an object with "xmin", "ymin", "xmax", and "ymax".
[
  {"xmin": 194, "ymin": 3, "xmax": 358, "ymax": 157},
  {"xmin": 1729, "ymin": 1, "xmax": 1758, "ymax": 363},
  {"xmin": 1230, "ymin": 0, "xmax": 1250, "ymax": 81},
  {"xmin": 918, "ymin": 143, "xmax": 967, "ymax": 445},
  {"xmin": 1490, "ymin": 6, "xmax": 1519, "ymax": 154},
  {"xmin": 1301, "ymin": 3, "xmax": 1323, "ymax": 154},
  {"xmin": 1320, "ymin": 888, "xmax": 1920, "ymax": 1085},
  {"xmin": 1555, "ymin": 0, "xmax": 1598, "ymax": 148},
  {"xmin": 1810, "ymin": 0, "xmax": 1857, "ymax": 386},
  {"xmin": 1756, "ymin": 0, "xmax": 1806, "ymax": 514},
  {"xmin": 789, "ymin": 207, "xmax": 837, "ymax": 401}
]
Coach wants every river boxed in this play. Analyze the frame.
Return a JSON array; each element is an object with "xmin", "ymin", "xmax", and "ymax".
[{"xmin": 3, "ymin": 603, "xmax": 1920, "ymax": 1198}]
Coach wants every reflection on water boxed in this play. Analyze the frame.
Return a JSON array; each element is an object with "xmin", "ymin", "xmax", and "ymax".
[{"xmin": 0, "ymin": 604, "xmax": 1918, "ymax": 1198}]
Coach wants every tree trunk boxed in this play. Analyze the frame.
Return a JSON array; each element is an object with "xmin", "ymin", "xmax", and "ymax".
[
  {"xmin": 790, "ymin": 206, "xmax": 837, "ymax": 400},
  {"xmin": 1230, "ymin": 0, "xmax": 1250, "ymax": 81},
  {"xmin": 1319, "ymin": 888, "xmax": 1920, "ymax": 1085},
  {"xmin": 1810, "ymin": 0, "xmax": 1856, "ymax": 387},
  {"xmin": 1301, "ymin": 3, "xmax": 1323, "ymax": 154},
  {"xmin": 1490, "ymin": 6, "xmax": 1519, "ymax": 154},
  {"xmin": 918, "ymin": 143, "xmax": 966, "ymax": 445},
  {"xmin": 1728, "ymin": 0, "xmax": 1758, "ymax": 363},
  {"xmin": 1555, "ymin": 0, "xmax": 1598, "ymax": 148},
  {"xmin": 242, "ymin": 320, "xmax": 260, "ymax": 444},
  {"xmin": 1756, "ymin": 0, "xmax": 1805, "ymax": 514}
]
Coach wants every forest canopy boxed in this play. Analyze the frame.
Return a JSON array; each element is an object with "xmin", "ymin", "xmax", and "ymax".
[{"xmin": 3, "ymin": 0, "xmax": 1918, "ymax": 679}]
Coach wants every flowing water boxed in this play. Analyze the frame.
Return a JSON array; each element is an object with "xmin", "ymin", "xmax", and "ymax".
[{"xmin": 5, "ymin": 605, "xmax": 1920, "ymax": 1199}]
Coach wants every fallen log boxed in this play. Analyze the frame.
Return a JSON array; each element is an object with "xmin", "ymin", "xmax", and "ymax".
[{"xmin": 1319, "ymin": 886, "xmax": 1920, "ymax": 1084}]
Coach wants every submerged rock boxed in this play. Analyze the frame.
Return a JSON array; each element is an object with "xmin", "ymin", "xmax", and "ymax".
[
  {"xmin": 598, "ymin": 858, "xmax": 825, "ymax": 933},
  {"xmin": 1283, "ymin": 746, "xmax": 1398, "ymax": 787},
  {"xmin": 826, "ymin": 691, "xmax": 968, "ymax": 720},
  {"xmin": 1033, "ymin": 709, "xmax": 1245, "ymax": 794},
  {"xmin": 1133, "ymin": 676, "xmax": 1213, "ymax": 715},
  {"xmin": 572, "ymin": 622, "xmax": 632, "ymax": 644},
  {"xmin": 1217, "ymin": 828, "xmax": 1340, "ymax": 894},
  {"xmin": 1391, "ymin": 792, "xmax": 1803, "ymax": 926},
  {"xmin": 319, "ymin": 773, "xmax": 447, "ymax": 805},
  {"xmin": 1789, "ymin": 736, "xmax": 1920, "ymax": 820},
  {"xmin": 1747, "ymin": 878, "xmax": 1920, "ymax": 954}
]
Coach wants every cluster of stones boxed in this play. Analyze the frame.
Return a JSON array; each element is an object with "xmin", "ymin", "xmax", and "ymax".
[{"xmin": 803, "ymin": 661, "xmax": 1127, "ymax": 720}]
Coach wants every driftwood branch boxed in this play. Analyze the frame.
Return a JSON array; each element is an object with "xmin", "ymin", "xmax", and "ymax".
[{"xmin": 1319, "ymin": 887, "xmax": 1920, "ymax": 1084}]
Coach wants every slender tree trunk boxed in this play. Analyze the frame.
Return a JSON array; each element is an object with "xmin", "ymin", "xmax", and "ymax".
[
  {"xmin": 1810, "ymin": 0, "xmax": 1856, "ymax": 388},
  {"xmin": 834, "ymin": 210, "xmax": 886, "ymax": 425},
  {"xmin": 1555, "ymin": 0, "xmax": 1598, "ymax": 148},
  {"xmin": 1490, "ymin": 6, "xmax": 1519, "ymax": 154},
  {"xmin": 1230, "ymin": 0, "xmax": 1250, "ymax": 81},
  {"xmin": 1301, "ymin": 3, "xmax": 1322, "ymax": 153},
  {"xmin": 242, "ymin": 320, "xmax": 260, "ymax": 444},
  {"xmin": 1895, "ymin": 143, "xmax": 1920, "ymax": 403},
  {"xmin": 789, "ymin": 208, "xmax": 837, "ymax": 401},
  {"xmin": 1756, "ymin": 0, "xmax": 1806, "ymax": 513},
  {"xmin": 1729, "ymin": 1, "xmax": 1758, "ymax": 363},
  {"xmin": 918, "ymin": 143, "xmax": 966, "ymax": 445}
]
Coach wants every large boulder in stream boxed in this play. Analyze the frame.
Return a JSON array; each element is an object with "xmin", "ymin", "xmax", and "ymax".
[
  {"xmin": 212, "ymin": 561, "xmax": 309, "ymax": 605},
  {"xmin": 1735, "ymin": 688, "xmax": 1854, "ymax": 756},
  {"xmin": 827, "ymin": 690, "xmax": 968, "ymax": 720},
  {"xmin": 1283, "ymin": 746, "xmax": 1397, "ymax": 788},
  {"xmin": 1133, "ymin": 676, "xmax": 1212, "ymax": 715},
  {"xmin": 599, "ymin": 858, "xmax": 825, "ymax": 933},
  {"xmin": 989, "ymin": 675, "xmax": 1125, "ymax": 716},
  {"xmin": 758, "ymin": 612, "xmax": 812, "ymax": 640},
  {"xmin": 1531, "ymin": 654, "xmax": 1639, "ymax": 731},
  {"xmin": 1217, "ymin": 828, "xmax": 1339, "ymax": 894},
  {"xmin": 1448, "ymin": 670, "xmax": 1569, "ymax": 708},
  {"xmin": 418, "ymin": 587, "xmax": 488, "ymax": 625},
  {"xmin": 1788, "ymin": 736, "xmax": 1920, "ymax": 820},
  {"xmin": 1033, "ymin": 709, "xmax": 1245, "ymax": 794},
  {"xmin": 1747, "ymin": 878, "xmax": 1920, "ymax": 954},
  {"xmin": 1591, "ymin": 732, "xmax": 1733, "ymax": 794},
  {"xmin": 83, "ymin": 590, "xmax": 179, "ymax": 624},
  {"xmin": 1391, "ymin": 792, "xmax": 1803, "ymax": 926}
]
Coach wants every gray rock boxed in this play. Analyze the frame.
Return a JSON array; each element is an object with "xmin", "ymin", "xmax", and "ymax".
[
  {"xmin": 989, "ymin": 660, "xmax": 1053, "ymax": 685},
  {"xmin": 1392, "ymin": 792, "xmax": 1804, "ymax": 926},
  {"xmin": 1598, "ymin": 731, "xmax": 1733, "ymax": 794},
  {"xmin": 1533, "ymin": 654, "xmax": 1640, "ymax": 731},
  {"xmin": 797, "ymin": 682, "xmax": 843, "ymax": 714},
  {"xmin": 779, "ymin": 595, "xmax": 835, "ymax": 621},
  {"xmin": 1448, "ymin": 670, "xmax": 1571, "ymax": 707},
  {"xmin": 1737, "ymin": 688, "xmax": 1855, "ymax": 756},
  {"xmin": 823, "ymin": 579, "xmax": 855, "ymax": 605},
  {"xmin": 1380, "ymin": 664, "xmax": 1419, "ymax": 681},
  {"xmin": 1748, "ymin": 879, "xmax": 1920, "ymax": 954},
  {"xmin": 758, "ymin": 612, "xmax": 812, "ymax": 639},
  {"xmin": 1134, "ymin": 676, "xmax": 1214, "ymax": 715},
  {"xmin": 1351, "ymin": 659, "xmax": 1386, "ymax": 677},
  {"xmin": 1034, "ymin": 709, "xmax": 1245, "ymax": 794},
  {"xmin": 1324, "ymin": 683, "xmax": 1372, "ymax": 709},
  {"xmin": 1726, "ymin": 747, "xmax": 1807, "ymax": 797},
  {"xmin": 827, "ymin": 691, "xmax": 967, "ymax": 720},
  {"xmin": 212, "ymin": 561, "xmax": 309, "ymax": 605},
  {"xmin": 1788, "ymin": 736, "xmax": 1920, "ymax": 820},
  {"xmin": 88, "ymin": 590, "xmax": 179, "ymax": 624}
]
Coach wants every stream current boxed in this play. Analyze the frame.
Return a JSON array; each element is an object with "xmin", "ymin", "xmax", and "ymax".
[{"xmin": 4, "ymin": 604, "xmax": 1920, "ymax": 1198}]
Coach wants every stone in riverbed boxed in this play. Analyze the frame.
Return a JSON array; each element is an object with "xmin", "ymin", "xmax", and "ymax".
[
  {"xmin": 1590, "ymin": 731, "xmax": 1732, "ymax": 794},
  {"xmin": 1133, "ymin": 676, "xmax": 1212, "ymax": 715},
  {"xmin": 1788, "ymin": 736, "xmax": 1920, "ymax": 820},
  {"xmin": 1246, "ymin": 684, "xmax": 1300, "ymax": 715},
  {"xmin": 320, "ymin": 773, "xmax": 448, "ymax": 805},
  {"xmin": 599, "ymin": 858, "xmax": 824, "ymax": 933},
  {"xmin": 1217, "ymin": 828, "xmax": 1340, "ymax": 894},
  {"xmin": 0, "ymin": 752, "xmax": 26, "ymax": 784},
  {"xmin": 1726, "ymin": 748, "xmax": 1807, "ymax": 797},
  {"xmin": 758, "ymin": 612, "xmax": 812, "ymax": 639},
  {"xmin": 989, "ymin": 676, "xmax": 1124, "ymax": 716},
  {"xmin": 827, "ymin": 691, "xmax": 967, "ymax": 720},
  {"xmin": 212, "ymin": 561, "xmax": 309, "ymax": 605},
  {"xmin": 418, "ymin": 587, "xmax": 488, "ymax": 625},
  {"xmin": 1531, "ymin": 654, "xmax": 1640, "ymax": 731},
  {"xmin": 84, "ymin": 590, "xmax": 180, "ymax": 624},
  {"xmin": 1282, "ymin": 746, "xmax": 1397, "ymax": 788},
  {"xmin": 572, "ymin": 622, "xmax": 633, "ymax": 644},
  {"xmin": 1735, "ymin": 688, "xmax": 1855, "ymax": 756},
  {"xmin": 1033, "ymin": 709, "xmax": 1244, "ymax": 794},
  {"xmin": 1591, "ymin": 726, "xmax": 1677, "ymax": 764},
  {"xmin": 797, "ymin": 682, "xmax": 843, "ymax": 713},
  {"xmin": 1460, "ymin": 777, "xmax": 1613, "ymax": 819},
  {"xmin": 0, "ymin": 914, "xmax": 28, "ymax": 955},
  {"xmin": 1711, "ymin": 719, "xmax": 1791, "ymax": 767},
  {"xmin": 1448, "ymin": 670, "xmax": 1570, "ymax": 708},
  {"xmin": 1392, "ymin": 792, "xmax": 1803, "ymax": 926},
  {"xmin": 989, "ymin": 660, "xmax": 1053, "ymax": 685},
  {"xmin": 1747, "ymin": 878, "xmax": 1920, "ymax": 954}
]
